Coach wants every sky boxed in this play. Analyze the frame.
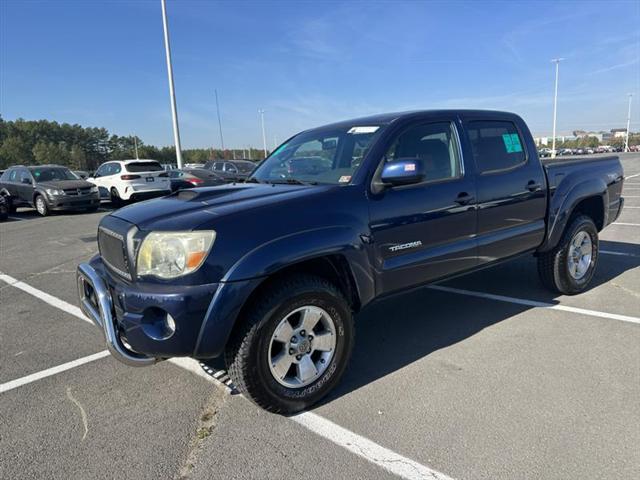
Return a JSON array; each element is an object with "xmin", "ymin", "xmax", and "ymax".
[{"xmin": 1, "ymin": 0, "xmax": 639, "ymax": 149}]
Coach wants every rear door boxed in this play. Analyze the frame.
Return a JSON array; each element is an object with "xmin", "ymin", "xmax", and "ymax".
[
  {"xmin": 368, "ymin": 118, "xmax": 478, "ymax": 294},
  {"xmin": 462, "ymin": 116, "xmax": 547, "ymax": 262},
  {"xmin": 16, "ymin": 168, "xmax": 35, "ymax": 204}
]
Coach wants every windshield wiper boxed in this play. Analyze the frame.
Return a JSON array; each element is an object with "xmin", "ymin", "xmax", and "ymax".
[
  {"xmin": 270, "ymin": 178, "xmax": 318, "ymax": 186},
  {"xmin": 244, "ymin": 177, "xmax": 263, "ymax": 184}
]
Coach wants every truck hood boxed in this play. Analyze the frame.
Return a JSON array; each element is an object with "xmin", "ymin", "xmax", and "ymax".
[{"xmin": 111, "ymin": 183, "xmax": 332, "ymax": 230}]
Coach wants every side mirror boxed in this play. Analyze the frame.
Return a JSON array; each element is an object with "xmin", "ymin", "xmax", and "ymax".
[
  {"xmin": 380, "ymin": 158, "xmax": 425, "ymax": 187},
  {"xmin": 21, "ymin": 177, "xmax": 33, "ymax": 185}
]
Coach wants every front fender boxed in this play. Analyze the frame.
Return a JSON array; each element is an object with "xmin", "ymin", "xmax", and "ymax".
[
  {"xmin": 539, "ymin": 177, "xmax": 607, "ymax": 252},
  {"xmin": 193, "ymin": 226, "xmax": 374, "ymax": 358}
]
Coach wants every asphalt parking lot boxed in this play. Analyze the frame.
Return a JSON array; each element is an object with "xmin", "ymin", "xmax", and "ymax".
[{"xmin": 1, "ymin": 153, "xmax": 639, "ymax": 480}]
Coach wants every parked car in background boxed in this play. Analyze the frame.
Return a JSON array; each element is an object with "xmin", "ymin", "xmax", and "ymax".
[
  {"xmin": 538, "ymin": 148, "xmax": 551, "ymax": 158},
  {"xmin": 161, "ymin": 163, "xmax": 177, "ymax": 171},
  {"xmin": 204, "ymin": 159, "xmax": 256, "ymax": 182},
  {"xmin": 184, "ymin": 163, "xmax": 205, "ymax": 169},
  {"xmin": 0, "ymin": 188, "xmax": 10, "ymax": 221},
  {"xmin": 73, "ymin": 170, "xmax": 90, "ymax": 179},
  {"xmin": 87, "ymin": 159, "xmax": 171, "ymax": 206},
  {"xmin": 77, "ymin": 109, "xmax": 624, "ymax": 413},
  {"xmin": 0, "ymin": 165, "xmax": 100, "ymax": 216},
  {"xmin": 559, "ymin": 148, "xmax": 573, "ymax": 156},
  {"xmin": 168, "ymin": 168, "xmax": 226, "ymax": 192}
]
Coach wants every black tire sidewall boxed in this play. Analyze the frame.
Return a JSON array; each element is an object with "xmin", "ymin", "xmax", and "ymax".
[
  {"xmin": 557, "ymin": 216, "xmax": 599, "ymax": 293},
  {"xmin": 250, "ymin": 288, "xmax": 353, "ymax": 411},
  {"xmin": 35, "ymin": 195, "xmax": 48, "ymax": 216}
]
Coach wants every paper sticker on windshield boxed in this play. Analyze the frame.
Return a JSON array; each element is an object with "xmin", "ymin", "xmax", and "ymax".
[
  {"xmin": 339, "ymin": 175, "xmax": 352, "ymax": 183},
  {"xmin": 502, "ymin": 133, "xmax": 523, "ymax": 153},
  {"xmin": 347, "ymin": 126, "xmax": 379, "ymax": 134}
]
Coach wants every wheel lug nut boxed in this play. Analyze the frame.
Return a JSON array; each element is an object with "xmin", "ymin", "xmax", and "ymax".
[
  {"xmin": 296, "ymin": 355, "xmax": 302, "ymax": 360},
  {"xmin": 290, "ymin": 337, "xmax": 297, "ymax": 344},
  {"xmin": 300, "ymin": 330, "xmax": 306, "ymax": 336},
  {"xmin": 289, "ymin": 348, "xmax": 295, "ymax": 355}
]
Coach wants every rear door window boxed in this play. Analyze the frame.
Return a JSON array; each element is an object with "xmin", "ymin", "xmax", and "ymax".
[
  {"xmin": 213, "ymin": 162, "xmax": 224, "ymax": 172},
  {"xmin": 467, "ymin": 121, "xmax": 526, "ymax": 173}
]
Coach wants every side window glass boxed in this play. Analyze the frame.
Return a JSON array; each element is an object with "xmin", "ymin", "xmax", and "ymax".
[
  {"xmin": 226, "ymin": 163, "xmax": 238, "ymax": 173},
  {"xmin": 9, "ymin": 169, "xmax": 18, "ymax": 182},
  {"xmin": 19, "ymin": 169, "xmax": 32, "ymax": 184},
  {"xmin": 113, "ymin": 163, "xmax": 122, "ymax": 174},
  {"xmin": 384, "ymin": 122, "xmax": 462, "ymax": 183},
  {"xmin": 467, "ymin": 120, "xmax": 526, "ymax": 173},
  {"xmin": 214, "ymin": 162, "xmax": 223, "ymax": 172},
  {"xmin": 96, "ymin": 164, "xmax": 109, "ymax": 177}
]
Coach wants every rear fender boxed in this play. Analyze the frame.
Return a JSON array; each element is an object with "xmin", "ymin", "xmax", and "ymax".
[{"xmin": 539, "ymin": 178, "xmax": 607, "ymax": 252}]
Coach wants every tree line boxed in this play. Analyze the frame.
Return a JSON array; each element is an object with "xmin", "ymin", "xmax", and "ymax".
[{"xmin": 0, "ymin": 117, "xmax": 267, "ymax": 171}]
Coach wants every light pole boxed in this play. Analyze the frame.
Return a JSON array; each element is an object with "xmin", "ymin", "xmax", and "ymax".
[
  {"xmin": 160, "ymin": 0, "xmax": 183, "ymax": 168},
  {"xmin": 551, "ymin": 58, "xmax": 563, "ymax": 159},
  {"xmin": 215, "ymin": 89, "xmax": 224, "ymax": 151},
  {"xmin": 625, "ymin": 93, "xmax": 633, "ymax": 153},
  {"xmin": 258, "ymin": 109, "xmax": 267, "ymax": 158}
]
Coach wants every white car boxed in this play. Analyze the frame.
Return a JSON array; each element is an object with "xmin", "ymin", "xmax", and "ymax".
[{"xmin": 88, "ymin": 159, "xmax": 171, "ymax": 205}]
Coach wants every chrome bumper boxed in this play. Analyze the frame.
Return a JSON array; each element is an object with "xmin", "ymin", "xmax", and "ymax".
[{"xmin": 77, "ymin": 262, "xmax": 159, "ymax": 367}]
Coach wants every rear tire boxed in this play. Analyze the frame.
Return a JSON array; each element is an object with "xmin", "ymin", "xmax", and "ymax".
[
  {"xmin": 225, "ymin": 275, "xmax": 354, "ymax": 414},
  {"xmin": 537, "ymin": 214, "xmax": 599, "ymax": 295},
  {"xmin": 34, "ymin": 194, "xmax": 49, "ymax": 217}
]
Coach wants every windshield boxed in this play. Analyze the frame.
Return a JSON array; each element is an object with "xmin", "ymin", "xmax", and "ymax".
[
  {"xmin": 30, "ymin": 167, "xmax": 78, "ymax": 181},
  {"xmin": 250, "ymin": 125, "xmax": 382, "ymax": 185}
]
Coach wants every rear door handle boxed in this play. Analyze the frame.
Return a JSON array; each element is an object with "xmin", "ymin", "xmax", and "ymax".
[
  {"xmin": 455, "ymin": 192, "xmax": 475, "ymax": 205},
  {"xmin": 527, "ymin": 181, "xmax": 542, "ymax": 192}
]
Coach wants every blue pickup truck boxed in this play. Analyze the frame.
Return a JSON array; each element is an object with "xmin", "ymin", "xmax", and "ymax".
[{"xmin": 77, "ymin": 110, "xmax": 624, "ymax": 413}]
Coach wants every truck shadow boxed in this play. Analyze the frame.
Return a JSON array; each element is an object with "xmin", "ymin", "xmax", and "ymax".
[{"xmin": 318, "ymin": 239, "xmax": 639, "ymax": 407}]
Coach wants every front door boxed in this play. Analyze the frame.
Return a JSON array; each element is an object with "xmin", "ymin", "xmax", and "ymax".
[{"xmin": 368, "ymin": 120, "xmax": 478, "ymax": 295}]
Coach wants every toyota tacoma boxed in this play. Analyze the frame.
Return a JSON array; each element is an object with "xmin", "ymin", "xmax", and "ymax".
[{"xmin": 77, "ymin": 110, "xmax": 624, "ymax": 413}]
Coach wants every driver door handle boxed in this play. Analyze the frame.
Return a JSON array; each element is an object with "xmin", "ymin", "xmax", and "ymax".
[
  {"xmin": 527, "ymin": 180, "xmax": 542, "ymax": 192},
  {"xmin": 455, "ymin": 192, "xmax": 475, "ymax": 205}
]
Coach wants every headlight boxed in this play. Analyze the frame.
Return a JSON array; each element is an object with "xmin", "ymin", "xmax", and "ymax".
[
  {"xmin": 45, "ymin": 188, "xmax": 64, "ymax": 196},
  {"xmin": 136, "ymin": 231, "xmax": 216, "ymax": 279},
  {"xmin": 90, "ymin": 185, "xmax": 99, "ymax": 193}
]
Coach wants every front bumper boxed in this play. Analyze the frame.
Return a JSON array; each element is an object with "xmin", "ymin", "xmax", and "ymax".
[
  {"xmin": 77, "ymin": 259, "xmax": 220, "ymax": 366},
  {"xmin": 77, "ymin": 262, "xmax": 158, "ymax": 366},
  {"xmin": 49, "ymin": 195, "xmax": 100, "ymax": 210}
]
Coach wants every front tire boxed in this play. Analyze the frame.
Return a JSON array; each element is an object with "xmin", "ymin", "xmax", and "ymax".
[
  {"xmin": 34, "ymin": 194, "xmax": 49, "ymax": 217},
  {"xmin": 537, "ymin": 214, "xmax": 599, "ymax": 295},
  {"xmin": 225, "ymin": 275, "xmax": 354, "ymax": 414},
  {"xmin": 110, "ymin": 187, "xmax": 122, "ymax": 208}
]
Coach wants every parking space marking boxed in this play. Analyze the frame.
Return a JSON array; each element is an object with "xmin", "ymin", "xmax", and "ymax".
[
  {"xmin": 614, "ymin": 222, "xmax": 640, "ymax": 227},
  {"xmin": 430, "ymin": 285, "xmax": 640, "ymax": 325},
  {"xmin": 0, "ymin": 278, "xmax": 453, "ymax": 480},
  {"xmin": 601, "ymin": 250, "xmax": 640, "ymax": 258},
  {"xmin": 0, "ymin": 351, "xmax": 110, "ymax": 394},
  {"xmin": 0, "ymin": 272, "xmax": 90, "ymax": 324},
  {"xmin": 292, "ymin": 412, "xmax": 454, "ymax": 480}
]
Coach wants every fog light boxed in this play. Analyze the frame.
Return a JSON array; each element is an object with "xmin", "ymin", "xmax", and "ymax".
[{"xmin": 141, "ymin": 308, "xmax": 176, "ymax": 340}]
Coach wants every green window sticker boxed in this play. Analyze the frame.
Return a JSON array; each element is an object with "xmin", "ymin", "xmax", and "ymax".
[{"xmin": 502, "ymin": 133, "xmax": 523, "ymax": 153}]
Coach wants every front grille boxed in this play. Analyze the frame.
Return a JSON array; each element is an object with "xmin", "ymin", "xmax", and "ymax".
[
  {"xmin": 98, "ymin": 227, "xmax": 132, "ymax": 280},
  {"xmin": 64, "ymin": 187, "xmax": 93, "ymax": 196}
]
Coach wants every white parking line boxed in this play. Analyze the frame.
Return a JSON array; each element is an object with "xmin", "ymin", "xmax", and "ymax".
[
  {"xmin": 614, "ymin": 222, "xmax": 640, "ymax": 227},
  {"xmin": 0, "ymin": 273, "xmax": 89, "ymax": 324},
  {"xmin": 0, "ymin": 274, "xmax": 451, "ymax": 480},
  {"xmin": 429, "ymin": 285, "xmax": 640, "ymax": 325},
  {"xmin": 0, "ymin": 351, "xmax": 110, "ymax": 394},
  {"xmin": 622, "ymin": 206, "xmax": 640, "ymax": 209},
  {"xmin": 601, "ymin": 250, "xmax": 640, "ymax": 258},
  {"xmin": 626, "ymin": 173, "xmax": 640, "ymax": 179},
  {"xmin": 292, "ymin": 412, "xmax": 454, "ymax": 480}
]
